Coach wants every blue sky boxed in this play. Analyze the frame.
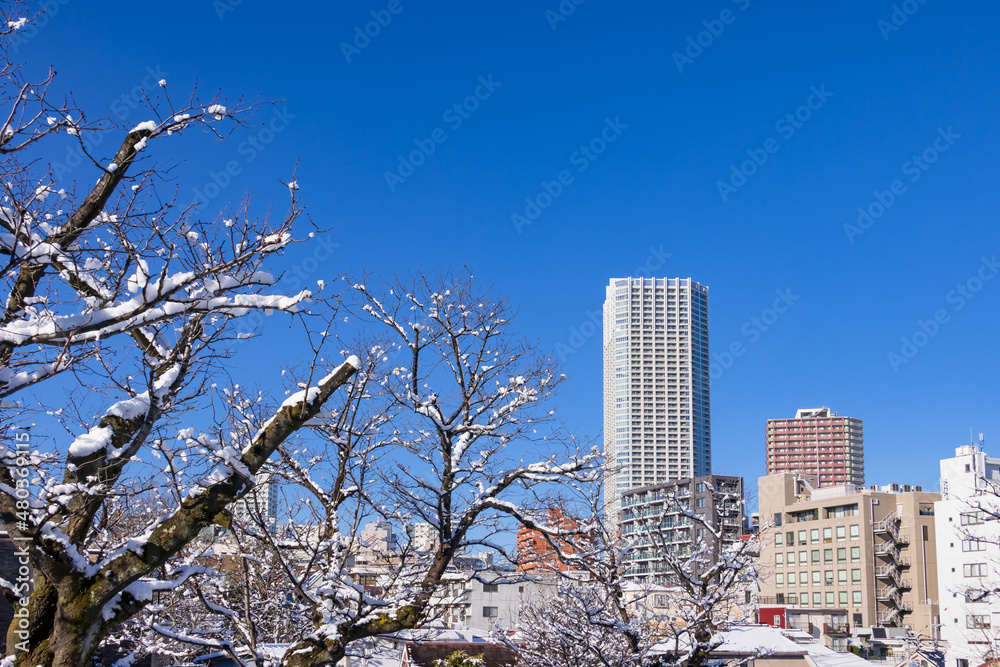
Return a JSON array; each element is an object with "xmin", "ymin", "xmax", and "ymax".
[{"xmin": 19, "ymin": 1, "xmax": 1000, "ymax": 500}]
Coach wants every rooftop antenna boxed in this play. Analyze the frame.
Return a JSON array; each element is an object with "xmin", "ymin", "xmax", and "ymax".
[{"xmin": 979, "ymin": 432, "xmax": 985, "ymax": 452}]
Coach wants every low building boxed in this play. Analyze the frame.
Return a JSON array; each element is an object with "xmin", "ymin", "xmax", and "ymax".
[
  {"xmin": 515, "ymin": 508, "xmax": 590, "ymax": 575},
  {"xmin": 702, "ymin": 625, "xmax": 874, "ymax": 667}
]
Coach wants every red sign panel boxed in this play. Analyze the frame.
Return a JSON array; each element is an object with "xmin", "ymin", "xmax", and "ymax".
[{"xmin": 758, "ymin": 606, "xmax": 786, "ymax": 629}]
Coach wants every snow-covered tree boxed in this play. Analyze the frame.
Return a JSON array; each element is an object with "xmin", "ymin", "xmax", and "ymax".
[
  {"xmin": 509, "ymin": 480, "xmax": 758, "ymax": 667},
  {"xmin": 132, "ymin": 273, "xmax": 599, "ymax": 667},
  {"xmin": 0, "ymin": 9, "xmax": 359, "ymax": 667}
]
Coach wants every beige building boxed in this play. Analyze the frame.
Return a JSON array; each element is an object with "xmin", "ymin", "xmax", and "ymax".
[{"xmin": 758, "ymin": 473, "xmax": 940, "ymax": 635}]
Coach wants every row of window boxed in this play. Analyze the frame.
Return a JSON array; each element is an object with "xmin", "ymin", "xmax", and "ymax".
[
  {"xmin": 775, "ymin": 591, "xmax": 863, "ymax": 606},
  {"xmin": 775, "ymin": 547, "xmax": 862, "ymax": 566},
  {"xmin": 774, "ymin": 569, "xmax": 863, "ymax": 587},
  {"xmin": 775, "ymin": 525, "xmax": 860, "ymax": 545}
]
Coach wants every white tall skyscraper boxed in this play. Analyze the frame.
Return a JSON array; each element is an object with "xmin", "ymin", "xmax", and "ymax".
[{"xmin": 602, "ymin": 277, "xmax": 711, "ymax": 529}]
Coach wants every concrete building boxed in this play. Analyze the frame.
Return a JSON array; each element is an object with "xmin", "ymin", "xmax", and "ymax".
[
  {"xmin": 602, "ymin": 277, "xmax": 711, "ymax": 530},
  {"xmin": 360, "ymin": 520, "xmax": 400, "ymax": 554},
  {"xmin": 233, "ymin": 471, "xmax": 278, "ymax": 527},
  {"xmin": 430, "ymin": 572, "xmax": 556, "ymax": 632},
  {"xmin": 934, "ymin": 444, "xmax": 1000, "ymax": 667},
  {"xmin": 758, "ymin": 473, "xmax": 940, "ymax": 636},
  {"xmin": 766, "ymin": 408, "xmax": 865, "ymax": 487},
  {"xmin": 620, "ymin": 474, "xmax": 743, "ymax": 585},
  {"xmin": 409, "ymin": 522, "xmax": 438, "ymax": 553}
]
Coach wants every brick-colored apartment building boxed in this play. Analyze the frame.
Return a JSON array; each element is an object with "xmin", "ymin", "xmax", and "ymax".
[{"xmin": 766, "ymin": 408, "xmax": 864, "ymax": 487}]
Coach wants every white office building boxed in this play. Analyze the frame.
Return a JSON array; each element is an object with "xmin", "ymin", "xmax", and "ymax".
[
  {"xmin": 602, "ymin": 277, "xmax": 711, "ymax": 529},
  {"xmin": 935, "ymin": 444, "xmax": 1000, "ymax": 667},
  {"xmin": 233, "ymin": 471, "xmax": 278, "ymax": 528}
]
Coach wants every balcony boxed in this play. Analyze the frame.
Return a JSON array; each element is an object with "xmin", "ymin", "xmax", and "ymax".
[{"xmin": 824, "ymin": 623, "xmax": 851, "ymax": 636}]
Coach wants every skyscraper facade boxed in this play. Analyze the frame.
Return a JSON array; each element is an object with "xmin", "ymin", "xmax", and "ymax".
[
  {"xmin": 765, "ymin": 408, "xmax": 864, "ymax": 487},
  {"xmin": 603, "ymin": 277, "xmax": 711, "ymax": 528}
]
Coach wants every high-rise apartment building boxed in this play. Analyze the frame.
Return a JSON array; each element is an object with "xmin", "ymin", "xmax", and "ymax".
[
  {"xmin": 602, "ymin": 277, "xmax": 711, "ymax": 528},
  {"xmin": 934, "ymin": 444, "xmax": 1000, "ymax": 667},
  {"xmin": 758, "ymin": 473, "xmax": 940, "ymax": 636},
  {"xmin": 766, "ymin": 408, "xmax": 865, "ymax": 487}
]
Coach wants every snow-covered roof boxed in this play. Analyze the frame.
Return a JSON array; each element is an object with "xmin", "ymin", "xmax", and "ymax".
[
  {"xmin": 710, "ymin": 626, "xmax": 808, "ymax": 656},
  {"xmin": 709, "ymin": 626, "xmax": 871, "ymax": 667}
]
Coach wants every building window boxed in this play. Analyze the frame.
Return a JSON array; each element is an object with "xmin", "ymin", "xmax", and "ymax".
[
  {"xmin": 812, "ymin": 550, "xmax": 820, "ymax": 564},
  {"xmin": 654, "ymin": 594, "xmax": 669, "ymax": 607},
  {"xmin": 483, "ymin": 584, "xmax": 499, "ymax": 593},
  {"xmin": 836, "ymin": 525, "xmax": 846, "ymax": 541},
  {"xmin": 787, "ymin": 531, "xmax": 795, "ymax": 545},
  {"xmin": 838, "ymin": 570, "xmax": 847, "ymax": 585},
  {"xmin": 798, "ymin": 530, "xmax": 807, "ymax": 545},
  {"xmin": 776, "ymin": 553, "xmax": 784, "ymax": 567},
  {"xmin": 965, "ymin": 590, "xmax": 990, "ymax": 604},
  {"xmin": 811, "ymin": 529, "xmax": 820, "ymax": 544},
  {"xmin": 850, "ymin": 547, "xmax": 860, "ymax": 562},
  {"xmin": 813, "ymin": 593, "xmax": 821, "ymax": 606},
  {"xmin": 849, "ymin": 525, "xmax": 860, "ymax": 540},
  {"xmin": 788, "ymin": 551, "xmax": 795, "ymax": 565},
  {"xmin": 800, "ymin": 572, "xmax": 808, "ymax": 585},
  {"xmin": 961, "ymin": 511, "xmax": 987, "ymax": 526},
  {"xmin": 963, "ymin": 539, "xmax": 986, "ymax": 552},
  {"xmin": 775, "ymin": 533, "xmax": 783, "ymax": 547},
  {"xmin": 823, "ymin": 527, "xmax": 833, "ymax": 543},
  {"xmin": 788, "ymin": 593, "xmax": 797, "ymax": 604},
  {"xmin": 812, "ymin": 571, "xmax": 821, "ymax": 585},
  {"xmin": 851, "ymin": 569, "xmax": 861, "ymax": 584},
  {"xmin": 964, "ymin": 563, "xmax": 988, "ymax": 578},
  {"xmin": 839, "ymin": 591, "xmax": 848, "ymax": 606},
  {"xmin": 776, "ymin": 573, "xmax": 784, "ymax": 587},
  {"xmin": 852, "ymin": 591, "xmax": 862, "ymax": 605},
  {"xmin": 483, "ymin": 606, "xmax": 499, "ymax": 618},
  {"xmin": 824, "ymin": 571, "xmax": 834, "ymax": 586},
  {"xmin": 837, "ymin": 548, "xmax": 847, "ymax": 563},
  {"xmin": 826, "ymin": 592, "xmax": 835, "ymax": 606},
  {"xmin": 824, "ymin": 549, "xmax": 833, "ymax": 563},
  {"xmin": 696, "ymin": 497, "xmax": 706, "ymax": 508},
  {"xmin": 800, "ymin": 550, "xmax": 807, "ymax": 564},
  {"xmin": 967, "ymin": 615, "xmax": 991, "ymax": 629}
]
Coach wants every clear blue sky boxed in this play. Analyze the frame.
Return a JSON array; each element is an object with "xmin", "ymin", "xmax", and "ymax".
[{"xmin": 20, "ymin": 1, "xmax": 1000, "ymax": 499}]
